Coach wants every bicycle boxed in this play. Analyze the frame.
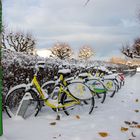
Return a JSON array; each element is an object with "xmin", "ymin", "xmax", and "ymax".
[
  {"xmin": 92, "ymin": 68, "xmax": 121, "ymax": 97},
  {"xmin": 77, "ymin": 72, "xmax": 107, "ymax": 103},
  {"xmin": 42, "ymin": 69, "xmax": 107, "ymax": 105},
  {"xmin": 5, "ymin": 62, "xmax": 95, "ymax": 119}
]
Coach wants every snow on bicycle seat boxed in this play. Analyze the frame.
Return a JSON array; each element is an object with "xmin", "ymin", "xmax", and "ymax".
[
  {"xmin": 78, "ymin": 73, "xmax": 89, "ymax": 78},
  {"xmin": 58, "ymin": 69, "xmax": 71, "ymax": 75},
  {"xmin": 36, "ymin": 61, "xmax": 45, "ymax": 69},
  {"xmin": 98, "ymin": 66, "xmax": 108, "ymax": 72},
  {"xmin": 103, "ymin": 74, "xmax": 118, "ymax": 80}
]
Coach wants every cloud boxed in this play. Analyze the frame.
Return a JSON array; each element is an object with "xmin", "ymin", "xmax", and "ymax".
[
  {"xmin": 121, "ymin": 19, "xmax": 140, "ymax": 27},
  {"xmin": 3, "ymin": 0, "xmax": 140, "ymax": 60}
]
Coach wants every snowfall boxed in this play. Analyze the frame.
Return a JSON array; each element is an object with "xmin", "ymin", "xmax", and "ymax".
[{"xmin": 1, "ymin": 73, "xmax": 140, "ymax": 140}]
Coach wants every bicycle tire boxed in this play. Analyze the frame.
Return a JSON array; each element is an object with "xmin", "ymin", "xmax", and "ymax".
[
  {"xmin": 86, "ymin": 79, "xmax": 107, "ymax": 103},
  {"xmin": 5, "ymin": 87, "xmax": 41, "ymax": 118},
  {"xmin": 42, "ymin": 81, "xmax": 61, "ymax": 112},
  {"xmin": 110, "ymin": 81, "xmax": 118, "ymax": 97},
  {"xmin": 41, "ymin": 81, "xmax": 55, "ymax": 96},
  {"xmin": 60, "ymin": 83, "xmax": 95, "ymax": 116},
  {"xmin": 98, "ymin": 91, "xmax": 106, "ymax": 103}
]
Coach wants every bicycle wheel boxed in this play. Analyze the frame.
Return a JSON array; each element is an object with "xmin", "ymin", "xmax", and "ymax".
[
  {"xmin": 110, "ymin": 80, "xmax": 119, "ymax": 97},
  {"xmin": 41, "ymin": 81, "xmax": 55, "ymax": 96},
  {"xmin": 61, "ymin": 82, "xmax": 95, "ymax": 116},
  {"xmin": 42, "ymin": 81, "xmax": 61, "ymax": 112},
  {"xmin": 103, "ymin": 79, "xmax": 116, "ymax": 96},
  {"xmin": 96, "ymin": 91, "xmax": 106, "ymax": 103},
  {"xmin": 5, "ymin": 87, "xmax": 40, "ymax": 118},
  {"xmin": 86, "ymin": 79, "xmax": 107, "ymax": 103}
]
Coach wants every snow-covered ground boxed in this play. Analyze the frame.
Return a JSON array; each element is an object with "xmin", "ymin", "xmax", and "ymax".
[{"xmin": 2, "ymin": 73, "xmax": 140, "ymax": 140}]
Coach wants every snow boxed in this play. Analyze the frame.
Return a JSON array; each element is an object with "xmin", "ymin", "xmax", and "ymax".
[
  {"xmin": 98, "ymin": 66, "xmax": 108, "ymax": 72},
  {"xmin": 137, "ymin": 67, "xmax": 140, "ymax": 72},
  {"xmin": 58, "ymin": 69, "xmax": 71, "ymax": 74},
  {"xmin": 78, "ymin": 73, "xmax": 89, "ymax": 78},
  {"xmin": 0, "ymin": 135, "xmax": 8, "ymax": 140},
  {"xmin": 103, "ymin": 74, "xmax": 118, "ymax": 79},
  {"xmin": 2, "ymin": 74, "xmax": 140, "ymax": 140},
  {"xmin": 6, "ymin": 84, "xmax": 26, "ymax": 98}
]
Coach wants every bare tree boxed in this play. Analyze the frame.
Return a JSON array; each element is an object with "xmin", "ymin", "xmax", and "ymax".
[
  {"xmin": 2, "ymin": 31, "xmax": 36, "ymax": 55},
  {"xmin": 122, "ymin": 9, "xmax": 140, "ymax": 59},
  {"xmin": 121, "ymin": 38, "xmax": 140, "ymax": 59},
  {"xmin": 51, "ymin": 42, "xmax": 72, "ymax": 60},
  {"xmin": 121, "ymin": 44, "xmax": 133, "ymax": 58},
  {"xmin": 78, "ymin": 45, "xmax": 95, "ymax": 60},
  {"xmin": 133, "ymin": 38, "xmax": 140, "ymax": 56}
]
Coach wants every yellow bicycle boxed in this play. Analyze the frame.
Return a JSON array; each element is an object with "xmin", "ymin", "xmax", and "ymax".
[{"xmin": 5, "ymin": 63, "xmax": 95, "ymax": 119}]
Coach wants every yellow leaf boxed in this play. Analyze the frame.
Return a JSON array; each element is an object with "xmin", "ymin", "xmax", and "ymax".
[
  {"xmin": 136, "ymin": 125, "xmax": 140, "ymax": 128},
  {"xmin": 121, "ymin": 127, "xmax": 129, "ymax": 132},
  {"xmin": 98, "ymin": 132, "xmax": 109, "ymax": 137},
  {"xmin": 76, "ymin": 115, "xmax": 80, "ymax": 119}
]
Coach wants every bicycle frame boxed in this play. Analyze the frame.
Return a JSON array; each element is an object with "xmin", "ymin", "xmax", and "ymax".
[{"xmin": 31, "ymin": 74, "xmax": 80, "ymax": 109}]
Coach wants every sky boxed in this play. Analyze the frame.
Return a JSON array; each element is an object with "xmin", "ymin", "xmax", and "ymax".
[{"xmin": 3, "ymin": 0, "xmax": 140, "ymax": 60}]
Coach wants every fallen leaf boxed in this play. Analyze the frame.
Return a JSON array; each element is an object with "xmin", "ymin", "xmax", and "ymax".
[
  {"xmin": 76, "ymin": 115, "xmax": 80, "ymax": 119},
  {"xmin": 121, "ymin": 127, "xmax": 129, "ymax": 132},
  {"xmin": 50, "ymin": 122, "xmax": 56, "ymax": 125},
  {"xmin": 136, "ymin": 125, "xmax": 140, "ymax": 128},
  {"xmin": 98, "ymin": 132, "xmax": 109, "ymax": 137},
  {"xmin": 56, "ymin": 115, "xmax": 60, "ymax": 120},
  {"xmin": 135, "ymin": 99, "xmax": 139, "ymax": 102},
  {"xmin": 134, "ymin": 110, "xmax": 139, "ymax": 113},
  {"xmin": 124, "ymin": 121, "xmax": 131, "ymax": 125},
  {"xmin": 129, "ymin": 126, "xmax": 135, "ymax": 128},
  {"xmin": 132, "ymin": 121, "xmax": 138, "ymax": 125}
]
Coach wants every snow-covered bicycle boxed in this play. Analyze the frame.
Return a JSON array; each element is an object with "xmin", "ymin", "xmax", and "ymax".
[{"xmin": 5, "ymin": 62, "xmax": 95, "ymax": 119}]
